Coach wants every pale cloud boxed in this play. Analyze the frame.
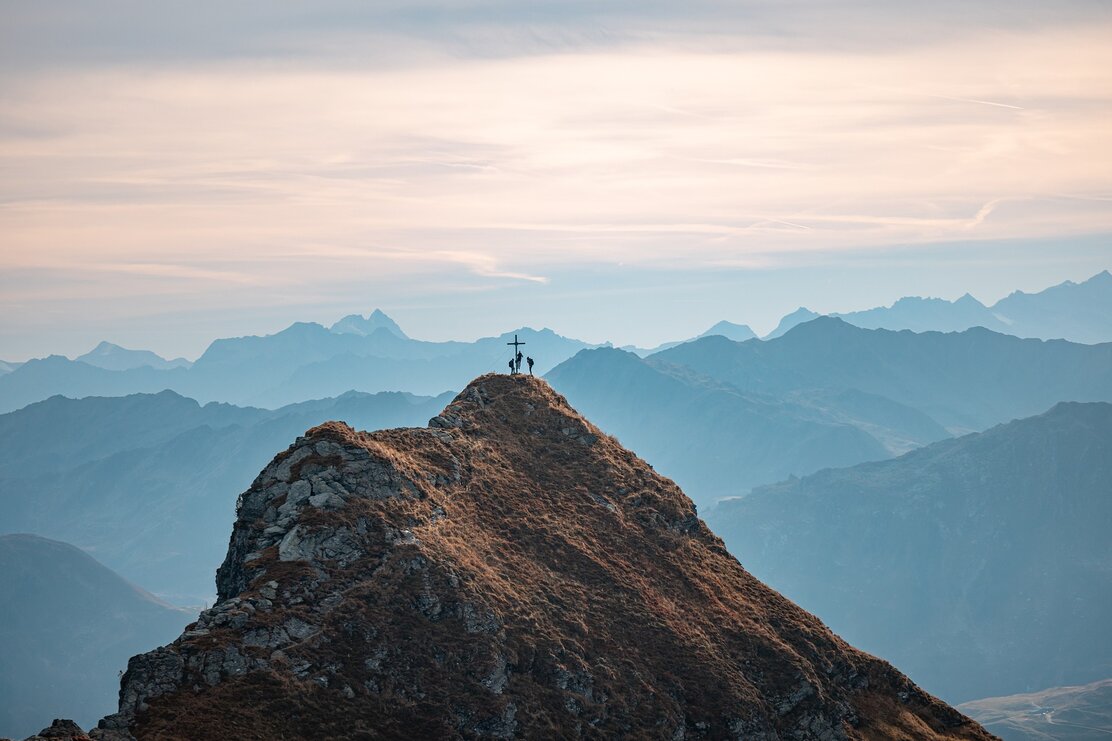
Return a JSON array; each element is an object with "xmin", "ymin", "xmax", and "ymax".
[
  {"xmin": 4, "ymin": 28, "xmax": 1110, "ymax": 254},
  {"xmin": 1, "ymin": 5, "xmax": 1111, "ymax": 357}
]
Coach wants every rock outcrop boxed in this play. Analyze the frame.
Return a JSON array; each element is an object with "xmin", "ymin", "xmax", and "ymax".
[
  {"xmin": 14, "ymin": 719, "xmax": 92, "ymax": 741},
  {"xmin": 95, "ymin": 375, "xmax": 995, "ymax": 739}
]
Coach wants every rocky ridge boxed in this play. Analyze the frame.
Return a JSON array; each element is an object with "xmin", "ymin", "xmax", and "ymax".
[
  {"xmin": 3, "ymin": 718, "xmax": 92, "ymax": 741},
  {"xmin": 92, "ymin": 375, "xmax": 994, "ymax": 739}
]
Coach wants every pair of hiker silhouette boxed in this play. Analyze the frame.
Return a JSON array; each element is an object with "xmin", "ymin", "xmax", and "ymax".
[{"xmin": 508, "ymin": 352, "xmax": 534, "ymax": 375}]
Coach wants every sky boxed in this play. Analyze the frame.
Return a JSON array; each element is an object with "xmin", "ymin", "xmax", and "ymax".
[{"xmin": 1, "ymin": 1, "xmax": 1111, "ymax": 360}]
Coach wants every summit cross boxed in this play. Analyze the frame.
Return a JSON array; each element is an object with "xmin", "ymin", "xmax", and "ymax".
[{"xmin": 507, "ymin": 334, "xmax": 526, "ymax": 374}]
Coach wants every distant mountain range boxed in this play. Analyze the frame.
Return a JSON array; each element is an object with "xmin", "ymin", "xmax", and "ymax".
[
  {"xmin": 75, "ymin": 341, "xmax": 192, "ymax": 371},
  {"xmin": 654, "ymin": 317, "xmax": 1112, "ymax": 433},
  {"xmin": 623, "ymin": 319, "xmax": 758, "ymax": 355},
  {"xmin": 329, "ymin": 307, "xmax": 408, "ymax": 338},
  {"xmin": 768, "ymin": 270, "xmax": 1112, "ymax": 343},
  {"xmin": 0, "ymin": 534, "xmax": 193, "ymax": 739},
  {"xmin": 546, "ymin": 346, "xmax": 942, "ymax": 507},
  {"xmin": 0, "ymin": 320, "xmax": 592, "ymax": 413},
  {"xmin": 765, "ymin": 307, "xmax": 822, "ymax": 339},
  {"xmin": 4, "ymin": 318, "xmax": 1110, "ymax": 591},
  {"xmin": 547, "ymin": 319, "xmax": 1112, "ymax": 506},
  {"xmin": 1, "ymin": 270, "xmax": 1108, "ymax": 414},
  {"xmin": 0, "ymin": 389, "xmax": 451, "ymax": 604},
  {"xmin": 958, "ymin": 678, "xmax": 1112, "ymax": 740},
  {"xmin": 705, "ymin": 401, "xmax": 1112, "ymax": 705}
]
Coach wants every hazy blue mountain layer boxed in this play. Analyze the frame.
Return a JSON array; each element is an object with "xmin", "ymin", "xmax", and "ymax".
[
  {"xmin": 767, "ymin": 270, "xmax": 1112, "ymax": 343},
  {"xmin": 75, "ymin": 341, "xmax": 192, "ymax": 371},
  {"xmin": 624, "ymin": 319, "xmax": 759, "ymax": 356},
  {"xmin": 697, "ymin": 319, "xmax": 758, "ymax": 342},
  {"xmin": 3, "ymin": 269, "xmax": 1107, "ymax": 413},
  {"xmin": 0, "ymin": 534, "xmax": 193, "ymax": 739},
  {"xmin": 546, "ymin": 347, "xmax": 948, "ymax": 507},
  {"xmin": 0, "ymin": 389, "xmax": 451, "ymax": 604},
  {"xmin": 657, "ymin": 317, "xmax": 1112, "ymax": 433},
  {"xmin": 991, "ymin": 270, "xmax": 1112, "ymax": 345},
  {"xmin": 765, "ymin": 307, "xmax": 821, "ymax": 339},
  {"xmin": 0, "ymin": 356, "xmax": 187, "ymax": 416},
  {"xmin": 835, "ymin": 294, "xmax": 1007, "ymax": 334},
  {"xmin": 706, "ymin": 401, "xmax": 1112, "ymax": 704},
  {"xmin": 0, "ymin": 359, "xmax": 24, "ymax": 375},
  {"xmin": 551, "ymin": 316, "xmax": 1111, "ymax": 504},
  {"xmin": 0, "ymin": 317, "xmax": 590, "ymax": 413},
  {"xmin": 329, "ymin": 308, "xmax": 409, "ymax": 338}
]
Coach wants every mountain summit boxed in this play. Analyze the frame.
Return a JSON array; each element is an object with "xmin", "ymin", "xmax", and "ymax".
[
  {"xmin": 74, "ymin": 342, "xmax": 191, "ymax": 371},
  {"xmin": 95, "ymin": 375, "xmax": 991, "ymax": 740},
  {"xmin": 329, "ymin": 309, "xmax": 408, "ymax": 339}
]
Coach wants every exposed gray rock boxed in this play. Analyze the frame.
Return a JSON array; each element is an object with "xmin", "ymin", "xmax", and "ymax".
[
  {"xmin": 112, "ymin": 646, "xmax": 186, "ymax": 724},
  {"xmin": 272, "ymin": 446, "xmax": 313, "ymax": 483}
]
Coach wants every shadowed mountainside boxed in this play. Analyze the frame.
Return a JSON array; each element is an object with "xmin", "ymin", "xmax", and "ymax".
[
  {"xmin": 0, "ymin": 535, "xmax": 193, "ymax": 739},
  {"xmin": 91, "ymin": 375, "xmax": 992, "ymax": 740},
  {"xmin": 706, "ymin": 401, "xmax": 1112, "ymax": 704}
]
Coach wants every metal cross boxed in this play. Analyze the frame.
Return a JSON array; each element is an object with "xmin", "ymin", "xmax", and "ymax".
[{"xmin": 507, "ymin": 334, "xmax": 526, "ymax": 354}]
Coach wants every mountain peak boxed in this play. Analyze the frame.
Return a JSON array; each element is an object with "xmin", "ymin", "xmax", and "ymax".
[
  {"xmin": 779, "ymin": 314, "xmax": 853, "ymax": 338},
  {"xmin": 428, "ymin": 373, "xmax": 579, "ymax": 432},
  {"xmin": 697, "ymin": 320, "xmax": 757, "ymax": 342},
  {"xmin": 955, "ymin": 292, "xmax": 983, "ymax": 305},
  {"xmin": 88, "ymin": 340, "xmax": 123, "ymax": 354},
  {"xmin": 74, "ymin": 342, "xmax": 189, "ymax": 371},
  {"xmin": 98, "ymin": 373, "xmax": 991, "ymax": 739},
  {"xmin": 786, "ymin": 306, "xmax": 819, "ymax": 319},
  {"xmin": 765, "ymin": 306, "xmax": 822, "ymax": 338},
  {"xmin": 329, "ymin": 309, "xmax": 408, "ymax": 339}
]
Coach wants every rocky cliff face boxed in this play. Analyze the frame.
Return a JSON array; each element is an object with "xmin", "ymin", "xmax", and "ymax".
[{"xmin": 94, "ymin": 375, "xmax": 994, "ymax": 740}]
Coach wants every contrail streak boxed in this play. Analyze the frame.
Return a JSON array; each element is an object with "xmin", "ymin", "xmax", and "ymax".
[{"xmin": 930, "ymin": 94, "xmax": 1025, "ymax": 110}]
